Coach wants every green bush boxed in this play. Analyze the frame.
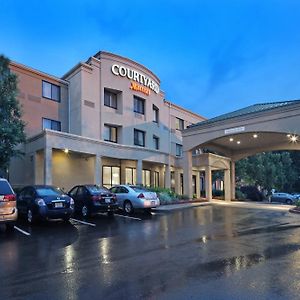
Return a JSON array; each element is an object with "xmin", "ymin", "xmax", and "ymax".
[
  {"xmin": 235, "ymin": 190, "xmax": 247, "ymax": 200},
  {"xmin": 295, "ymin": 200, "xmax": 300, "ymax": 207}
]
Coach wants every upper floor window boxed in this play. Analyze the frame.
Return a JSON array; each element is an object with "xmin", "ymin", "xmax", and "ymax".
[
  {"xmin": 134, "ymin": 129, "xmax": 145, "ymax": 147},
  {"xmin": 104, "ymin": 89, "xmax": 117, "ymax": 109},
  {"xmin": 42, "ymin": 118, "xmax": 61, "ymax": 131},
  {"xmin": 153, "ymin": 105, "xmax": 159, "ymax": 123},
  {"xmin": 42, "ymin": 81, "xmax": 60, "ymax": 102},
  {"xmin": 153, "ymin": 135, "xmax": 159, "ymax": 150},
  {"xmin": 176, "ymin": 143, "xmax": 183, "ymax": 157},
  {"xmin": 175, "ymin": 117, "xmax": 184, "ymax": 130},
  {"xmin": 134, "ymin": 96, "xmax": 145, "ymax": 115},
  {"xmin": 104, "ymin": 124, "xmax": 118, "ymax": 143}
]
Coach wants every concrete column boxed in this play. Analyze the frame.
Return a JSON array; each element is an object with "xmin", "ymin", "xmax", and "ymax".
[
  {"xmin": 183, "ymin": 150, "xmax": 193, "ymax": 199},
  {"xmin": 174, "ymin": 169, "xmax": 181, "ymax": 194},
  {"xmin": 44, "ymin": 147, "xmax": 52, "ymax": 185},
  {"xmin": 150, "ymin": 169, "xmax": 155, "ymax": 187},
  {"xmin": 231, "ymin": 161, "xmax": 236, "ymax": 200},
  {"xmin": 164, "ymin": 164, "xmax": 171, "ymax": 189},
  {"xmin": 205, "ymin": 166, "xmax": 212, "ymax": 201},
  {"xmin": 224, "ymin": 169, "xmax": 231, "ymax": 201},
  {"xmin": 196, "ymin": 171, "xmax": 201, "ymax": 198},
  {"xmin": 159, "ymin": 166, "xmax": 164, "ymax": 187},
  {"xmin": 94, "ymin": 155, "xmax": 102, "ymax": 185},
  {"xmin": 120, "ymin": 160, "xmax": 127, "ymax": 184},
  {"xmin": 136, "ymin": 159, "xmax": 143, "ymax": 186}
]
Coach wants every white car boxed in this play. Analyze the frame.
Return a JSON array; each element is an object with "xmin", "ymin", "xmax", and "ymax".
[
  {"xmin": 110, "ymin": 185, "xmax": 160, "ymax": 214},
  {"xmin": 270, "ymin": 192, "xmax": 296, "ymax": 204}
]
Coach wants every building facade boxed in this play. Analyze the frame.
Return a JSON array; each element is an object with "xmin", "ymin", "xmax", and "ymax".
[{"xmin": 9, "ymin": 51, "xmax": 205, "ymax": 195}]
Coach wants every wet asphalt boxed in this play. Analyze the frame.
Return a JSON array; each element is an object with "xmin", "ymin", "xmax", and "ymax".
[{"xmin": 1, "ymin": 206, "xmax": 300, "ymax": 300}]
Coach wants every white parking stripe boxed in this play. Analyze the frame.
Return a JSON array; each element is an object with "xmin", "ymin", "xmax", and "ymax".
[
  {"xmin": 114, "ymin": 214, "xmax": 142, "ymax": 221},
  {"xmin": 70, "ymin": 218, "xmax": 96, "ymax": 227},
  {"xmin": 14, "ymin": 226, "xmax": 31, "ymax": 236}
]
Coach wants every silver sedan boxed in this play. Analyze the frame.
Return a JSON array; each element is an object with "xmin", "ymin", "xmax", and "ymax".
[{"xmin": 110, "ymin": 185, "xmax": 160, "ymax": 214}]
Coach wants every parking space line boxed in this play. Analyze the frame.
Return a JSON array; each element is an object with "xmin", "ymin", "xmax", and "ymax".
[
  {"xmin": 14, "ymin": 226, "xmax": 31, "ymax": 236},
  {"xmin": 70, "ymin": 218, "xmax": 96, "ymax": 227},
  {"xmin": 114, "ymin": 214, "xmax": 142, "ymax": 221}
]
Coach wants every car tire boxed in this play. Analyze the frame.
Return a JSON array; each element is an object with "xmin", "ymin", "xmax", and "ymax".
[
  {"xmin": 63, "ymin": 217, "xmax": 70, "ymax": 223},
  {"xmin": 144, "ymin": 208, "xmax": 152, "ymax": 214},
  {"xmin": 124, "ymin": 201, "xmax": 133, "ymax": 215},
  {"xmin": 6, "ymin": 223, "xmax": 15, "ymax": 231},
  {"xmin": 27, "ymin": 209, "xmax": 35, "ymax": 224},
  {"xmin": 286, "ymin": 199, "xmax": 293, "ymax": 205},
  {"xmin": 81, "ymin": 205, "xmax": 89, "ymax": 218},
  {"xmin": 107, "ymin": 211, "xmax": 114, "ymax": 217}
]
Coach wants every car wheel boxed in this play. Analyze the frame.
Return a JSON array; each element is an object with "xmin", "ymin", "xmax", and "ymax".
[
  {"xmin": 6, "ymin": 223, "xmax": 15, "ymax": 231},
  {"xmin": 286, "ymin": 199, "xmax": 293, "ymax": 205},
  {"xmin": 144, "ymin": 208, "xmax": 152, "ymax": 214},
  {"xmin": 107, "ymin": 211, "xmax": 114, "ymax": 217},
  {"xmin": 81, "ymin": 205, "xmax": 89, "ymax": 218},
  {"xmin": 63, "ymin": 217, "xmax": 70, "ymax": 223},
  {"xmin": 27, "ymin": 209, "xmax": 35, "ymax": 224},
  {"xmin": 124, "ymin": 201, "xmax": 133, "ymax": 214}
]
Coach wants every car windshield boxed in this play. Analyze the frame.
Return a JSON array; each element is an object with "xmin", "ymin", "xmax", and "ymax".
[
  {"xmin": 86, "ymin": 185, "xmax": 109, "ymax": 194},
  {"xmin": 36, "ymin": 187, "xmax": 64, "ymax": 197},
  {"xmin": 130, "ymin": 186, "xmax": 148, "ymax": 193},
  {"xmin": 0, "ymin": 181, "xmax": 13, "ymax": 195}
]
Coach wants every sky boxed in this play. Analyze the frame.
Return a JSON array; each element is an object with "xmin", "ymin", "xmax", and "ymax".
[{"xmin": 1, "ymin": 0, "xmax": 300, "ymax": 118}]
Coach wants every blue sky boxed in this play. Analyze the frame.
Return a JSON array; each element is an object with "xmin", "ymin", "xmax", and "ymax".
[{"xmin": 1, "ymin": 0, "xmax": 300, "ymax": 118}]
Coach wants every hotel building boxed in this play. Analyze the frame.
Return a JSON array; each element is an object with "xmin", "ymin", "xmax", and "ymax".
[{"xmin": 9, "ymin": 51, "xmax": 205, "ymax": 195}]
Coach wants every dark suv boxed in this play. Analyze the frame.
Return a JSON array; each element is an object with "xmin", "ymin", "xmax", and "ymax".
[
  {"xmin": 0, "ymin": 178, "xmax": 17, "ymax": 230},
  {"xmin": 68, "ymin": 185, "xmax": 118, "ymax": 217}
]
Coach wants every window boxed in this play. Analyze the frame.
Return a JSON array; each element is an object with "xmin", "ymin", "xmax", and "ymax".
[
  {"xmin": 134, "ymin": 96, "xmax": 145, "ymax": 114},
  {"xmin": 142, "ymin": 170, "xmax": 151, "ymax": 187},
  {"xmin": 42, "ymin": 118, "xmax": 61, "ymax": 131},
  {"xmin": 104, "ymin": 125, "xmax": 118, "ymax": 143},
  {"xmin": 102, "ymin": 166, "xmax": 120, "ymax": 188},
  {"xmin": 153, "ymin": 105, "xmax": 159, "ymax": 123},
  {"xmin": 154, "ymin": 171, "xmax": 159, "ymax": 187},
  {"xmin": 104, "ymin": 89, "xmax": 117, "ymax": 109},
  {"xmin": 153, "ymin": 135, "xmax": 159, "ymax": 150},
  {"xmin": 134, "ymin": 129, "xmax": 145, "ymax": 147},
  {"xmin": 125, "ymin": 168, "xmax": 136, "ymax": 185},
  {"xmin": 176, "ymin": 143, "xmax": 183, "ymax": 157},
  {"xmin": 42, "ymin": 81, "xmax": 60, "ymax": 102},
  {"xmin": 175, "ymin": 117, "xmax": 184, "ymax": 130}
]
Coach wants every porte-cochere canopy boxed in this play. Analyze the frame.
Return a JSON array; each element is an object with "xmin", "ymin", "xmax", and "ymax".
[{"xmin": 182, "ymin": 100, "xmax": 300, "ymax": 200}]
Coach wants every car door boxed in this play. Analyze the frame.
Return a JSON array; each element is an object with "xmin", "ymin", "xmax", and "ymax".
[
  {"xmin": 69, "ymin": 186, "xmax": 79, "ymax": 210},
  {"xmin": 117, "ymin": 187, "xmax": 130, "ymax": 208},
  {"xmin": 77, "ymin": 186, "xmax": 90, "ymax": 209},
  {"xmin": 17, "ymin": 188, "xmax": 28, "ymax": 214}
]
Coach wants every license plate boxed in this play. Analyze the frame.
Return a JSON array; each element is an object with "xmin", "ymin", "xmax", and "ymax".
[
  {"xmin": 55, "ymin": 202, "xmax": 63, "ymax": 208},
  {"xmin": 105, "ymin": 198, "xmax": 111, "ymax": 204}
]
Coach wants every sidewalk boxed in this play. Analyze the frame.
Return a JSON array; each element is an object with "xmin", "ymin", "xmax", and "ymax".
[{"xmin": 154, "ymin": 200, "xmax": 294, "ymax": 212}]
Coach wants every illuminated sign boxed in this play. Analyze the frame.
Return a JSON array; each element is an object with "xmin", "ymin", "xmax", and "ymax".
[
  {"xmin": 224, "ymin": 127, "xmax": 245, "ymax": 134},
  {"xmin": 130, "ymin": 82, "xmax": 150, "ymax": 96},
  {"xmin": 111, "ymin": 64, "xmax": 159, "ymax": 94}
]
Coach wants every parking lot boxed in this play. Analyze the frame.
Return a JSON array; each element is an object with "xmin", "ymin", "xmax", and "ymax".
[{"xmin": 1, "ymin": 205, "xmax": 300, "ymax": 299}]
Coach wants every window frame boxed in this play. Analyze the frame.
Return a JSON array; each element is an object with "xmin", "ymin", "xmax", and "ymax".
[
  {"xmin": 104, "ymin": 124, "xmax": 118, "ymax": 143},
  {"xmin": 176, "ymin": 143, "xmax": 183, "ymax": 157},
  {"xmin": 153, "ymin": 105, "xmax": 159, "ymax": 123},
  {"xmin": 175, "ymin": 117, "xmax": 184, "ymax": 131},
  {"xmin": 134, "ymin": 129, "xmax": 145, "ymax": 147},
  {"xmin": 102, "ymin": 166, "xmax": 120, "ymax": 189},
  {"xmin": 133, "ymin": 95, "xmax": 145, "ymax": 115},
  {"xmin": 153, "ymin": 135, "xmax": 159, "ymax": 150},
  {"xmin": 42, "ymin": 80, "xmax": 61, "ymax": 102}
]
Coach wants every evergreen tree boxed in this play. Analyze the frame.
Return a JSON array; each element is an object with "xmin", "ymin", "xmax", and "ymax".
[{"xmin": 0, "ymin": 54, "xmax": 26, "ymax": 172}]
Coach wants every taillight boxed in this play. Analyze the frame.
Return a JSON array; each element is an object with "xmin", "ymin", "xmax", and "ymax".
[
  {"xmin": 92, "ymin": 195, "xmax": 99, "ymax": 201},
  {"xmin": 3, "ymin": 194, "xmax": 16, "ymax": 201},
  {"xmin": 138, "ymin": 193, "xmax": 145, "ymax": 199}
]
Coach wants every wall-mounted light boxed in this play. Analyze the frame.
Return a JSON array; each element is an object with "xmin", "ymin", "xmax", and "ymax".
[
  {"xmin": 237, "ymin": 141, "xmax": 241, "ymax": 145},
  {"xmin": 229, "ymin": 138, "xmax": 234, "ymax": 142},
  {"xmin": 64, "ymin": 148, "xmax": 69, "ymax": 154},
  {"xmin": 290, "ymin": 135, "xmax": 298, "ymax": 143},
  {"xmin": 253, "ymin": 134, "xmax": 258, "ymax": 138}
]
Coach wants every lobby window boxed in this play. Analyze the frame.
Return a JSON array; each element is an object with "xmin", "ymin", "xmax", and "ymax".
[
  {"xmin": 134, "ymin": 96, "xmax": 145, "ymax": 114},
  {"xmin": 104, "ymin": 125, "xmax": 118, "ymax": 143},
  {"xmin": 142, "ymin": 170, "xmax": 151, "ymax": 187},
  {"xmin": 125, "ymin": 167, "xmax": 136, "ymax": 185},
  {"xmin": 176, "ymin": 143, "xmax": 183, "ymax": 157},
  {"xmin": 153, "ymin": 105, "xmax": 159, "ymax": 123},
  {"xmin": 42, "ymin": 118, "xmax": 61, "ymax": 131},
  {"xmin": 153, "ymin": 135, "xmax": 159, "ymax": 150},
  {"xmin": 134, "ymin": 129, "xmax": 145, "ymax": 147},
  {"xmin": 154, "ymin": 171, "xmax": 159, "ymax": 187},
  {"xmin": 42, "ymin": 81, "xmax": 60, "ymax": 102},
  {"xmin": 104, "ymin": 89, "xmax": 117, "ymax": 109},
  {"xmin": 175, "ymin": 117, "xmax": 184, "ymax": 130},
  {"xmin": 102, "ymin": 166, "xmax": 120, "ymax": 188}
]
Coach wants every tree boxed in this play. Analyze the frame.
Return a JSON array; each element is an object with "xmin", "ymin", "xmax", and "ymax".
[
  {"xmin": 0, "ymin": 54, "xmax": 26, "ymax": 172},
  {"xmin": 236, "ymin": 151, "xmax": 297, "ymax": 192}
]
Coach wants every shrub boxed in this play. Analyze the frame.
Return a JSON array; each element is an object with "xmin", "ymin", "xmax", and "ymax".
[
  {"xmin": 235, "ymin": 190, "xmax": 247, "ymax": 200},
  {"xmin": 295, "ymin": 200, "xmax": 300, "ymax": 207}
]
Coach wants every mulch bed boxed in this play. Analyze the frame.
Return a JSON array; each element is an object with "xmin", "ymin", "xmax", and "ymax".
[{"xmin": 289, "ymin": 207, "xmax": 300, "ymax": 214}]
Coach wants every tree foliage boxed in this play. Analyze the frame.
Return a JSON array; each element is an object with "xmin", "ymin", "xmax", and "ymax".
[
  {"xmin": 236, "ymin": 151, "xmax": 298, "ymax": 192},
  {"xmin": 0, "ymin": 54, "xmax": 26, "ymax": 170}
]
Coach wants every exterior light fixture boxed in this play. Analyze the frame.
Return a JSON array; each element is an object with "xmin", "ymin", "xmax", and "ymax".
[
  {"xmin": 237, "ymin": 141, "xmax": 241, "ymax": 144},
  {"xmin": 253, "ymin": 134, "xmax": 258, "ymax": 138},
  {"xmin": 229, "ymin": 138, "xmax": 234, "ymax": 142},
  {"xmin": 290, "ymin": 135, "xmax": 298, "ymax": 143},
  {"xmin": 64, "ymin": 148, "xmax": 69, "ymax": 154},
  {"xmin": 287, "ymin": 134, "xmax": 291, "ymax": 138}
]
